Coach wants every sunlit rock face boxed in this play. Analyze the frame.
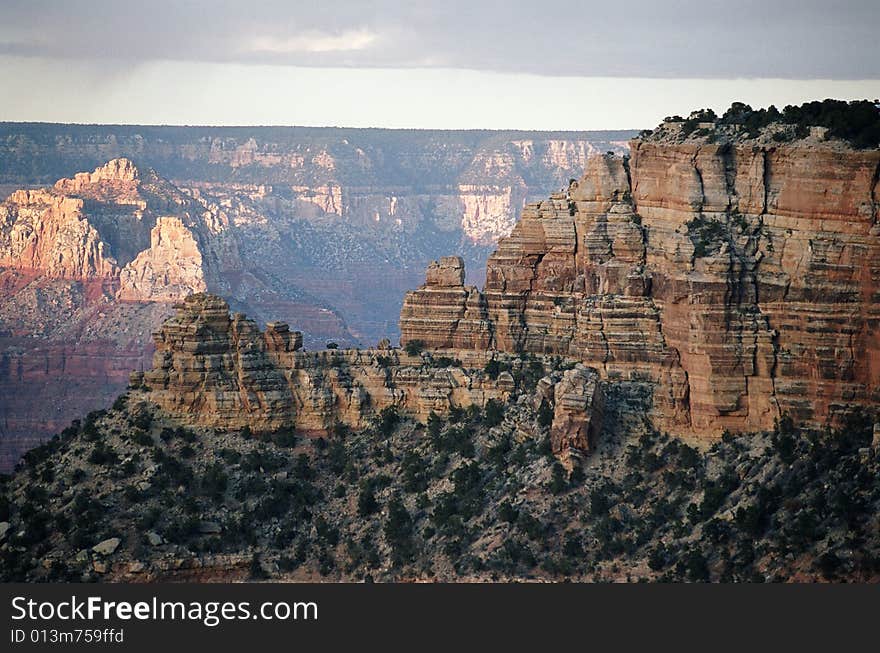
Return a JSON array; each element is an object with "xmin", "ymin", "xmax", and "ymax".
[
  {"xmin": 143, "ymin": 293, "xmax": 517, "ymax": 434},
  {"xmin": 402, "ymin": 135, "xmax": 880, "ymax": 439}
]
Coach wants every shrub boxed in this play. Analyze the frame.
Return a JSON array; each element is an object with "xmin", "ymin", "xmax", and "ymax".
[
  {"xmin": 404, "ymin": 340, "xmax": 426, "ymax": 356},
  {"xmin": 686, "ymin": 216, "xmax": 726, "ymax": 258},
  {"xmin": 401, "ymin": 452, "xmax": 428, "ymax": 493},
  {"xmin": 427, "ymin": 411, "xmax": 443, "ymax": 439},
  {"xmin": 679, "ymin": 547, "xmax": 710, "ymax": 582},
  {"xmin": 314, "ymin": 515, "xmax": 340, "ymax": 546},
  {"xmin": 132, "ymin": 431, "xmax": 153, "ymax": 447},
  {"xmin": 88, "ymin": 443, "xmax": 119, "ymax": 466},
  {"xmin": 272, "ymin": 430, "xmax": 297, "ymax": 448},
  {"xmin": 357, "ymin": 482, "xmax": 380, "ymax": 517},
  {"xmin": 549, "ymin": 463, "xmax": 568, "ymax": 494},
  {"xmin": 484, "ymin": 359, "xmax": 502, "ymax": 380},
  {"xmin": 383, "ymin": 496, "xmax": 414, "ymax": 564},
  {"xmin": 498, "ymin": 501, "xmax": 519, "ymax": 524},
  {"xmin": 537, "ymin": 399, "xmax": 554, "ymax": 428},
  {"xmin": 376, "ymin": 355, "xmax": 392, "ymax": 368},
  {"xmin": 201, "ymin": 463, "xmax": 228, "ymax": 500},
  {"xmin": 376, "ymin": 406, "xmax": 400, "ymax": 438},
  {"xmin": 249, "ymin": 553, "xmax": 267, "ymax": 580},
  {"xmin": 713, "ymin": 99, "xmax": 879, "ymax": 149},
  {"xmin": 430, "ymin": 423, "xmax": 475, "ymax": 457},
  {"xmin": 517, "ymin": 512, "xmax": 545, "ymax": 541}
]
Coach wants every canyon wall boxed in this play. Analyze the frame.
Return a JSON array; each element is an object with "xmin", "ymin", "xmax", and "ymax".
[
  {"xmin": 0, "ymin": 124, "xmax": 632, "ymax": 345},
  {"xmin": 0, "ymin": 127, "xmax": 630, "ymax": 470},
  {"xmin": 402, "ymin": 131, "xmax": 880, "ymax": 437}
]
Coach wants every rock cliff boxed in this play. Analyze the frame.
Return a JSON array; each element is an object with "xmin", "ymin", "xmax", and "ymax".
[
  {"xmin": 0, "ymin": 124, "xmax": 633, "ymax": 345},
  {"xmin": 0, "ymin": 158, "xmax": 230, "ymax": 298},
  {"xmin": 402, "ymin": 124, "xmax": 880, "ymax": 438}
]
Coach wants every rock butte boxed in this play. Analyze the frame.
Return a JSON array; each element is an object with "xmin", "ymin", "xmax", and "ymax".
[
  {"xmin": 402, "ymin": 137, "xmax": 880, "ymax": 439},
  {"xmin": 0, "ymin": 158, "xmax": 237, "ymax": 469}
]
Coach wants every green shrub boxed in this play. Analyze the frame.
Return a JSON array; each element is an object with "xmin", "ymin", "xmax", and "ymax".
[
  {"xmin": 272, "ymin": 430, "xmax": 297, "ymax": 448},
  {"xmin": 357, "ymin": 482, "xmax": 380, "ymax": 517},
  {"xmin": 549, "ymin": 463, "xmax": 568, "ymax": 494},
  {"xmin": 376, "ymin": 406, "xmax": 400, "ymax": 438},
  {"xmin": 383, "ymin": 496, "xmax": 414, "ymax": 564},
  {"xmin": 537, "ymin": 399, "xmax": 554, "ymax": 428},
  {"xmin": 686, "ymin": 216, "xmax": 726, "ymax": 258},
  {"xmin": 404, "ymin": 340, "xmax": 426, "ymax": 356},
  {"xmin": 201, "ymin": 463, "xmax": 228, "ymax": 500}
]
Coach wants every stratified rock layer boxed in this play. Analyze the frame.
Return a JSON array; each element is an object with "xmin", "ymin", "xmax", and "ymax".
[
  {"xmin": 399, "ymin": 256, "xmax": 493, "ymax": 350},
  {"xmin": 144, "ymin": 294, "xmax": 529, "ymax": 433},
  {"xmin": 401, "ymin": 141, "xmax": 880, "ymax": 437}
]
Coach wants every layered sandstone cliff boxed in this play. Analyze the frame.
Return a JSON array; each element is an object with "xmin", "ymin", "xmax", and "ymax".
[
  {"xmin": 0, "ymin": 127, "xmax": 632, "ymax": 471},
  {"xmin": 0, "ymin": 160, "xmax": 239, "ymax": 470},
  {"xmin": 401, "ymin": 130, "xmax": 880, "ymax": 437},
  {"xmin": 143, "ymin": 294, "xmax": 517, "ymax": 432}
]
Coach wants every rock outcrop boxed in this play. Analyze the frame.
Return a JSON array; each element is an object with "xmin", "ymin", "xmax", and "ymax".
[
  {"xmin": 399, "ymin": 256, "xmax": 493, "ymax": 350},
  {"xmin": 401, "ymin": 129, "xmax": 880, "ymax": 438},
  {"xmin": 548, "ymin": 365, "xmax": 604, "ymax": 460},
  {"xmin": 117, "ymin": 217, "xmax": 207, "ymax": 302},
  {"xmin": 143, "ymin": 294, "xmax": 519, "ymax": 433},
  {"xmin": 0, "ymin": 190, "xmax": 119, "ymax": 279},
  {"xmin": 0, "ymin": 158, "xmax": 226, "ymax": 296}
]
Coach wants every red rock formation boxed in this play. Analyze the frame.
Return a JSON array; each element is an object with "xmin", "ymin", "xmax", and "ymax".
[
  {"xmin": 116, "ymin": 217, "xmax": 207, "ymax": 302},
  {"xmin": 0, "ymin": 160, "xmax": 233, "ymax": 470},
  {"xmin": 399, "ymin": 256, "xmax": 493, "ymax": 350},
  {"xmin": 0, "ymin": 190, "xmax": 118, "ymax": 279},
  {"xmin": 401, "ymin": 136, "xmax": 880, "ymax": 439},
  {"xmin": 143, "ymin": 294, "xmax": 515, "ymax": 433},
  {"xmin": 548, "ymin": 365, "xmax": 604, "ymax": 464}
]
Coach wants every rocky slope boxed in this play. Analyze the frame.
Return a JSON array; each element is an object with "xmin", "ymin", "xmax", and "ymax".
[{"xmin": 402, "ymin": 114, "xmax": 880, "ymax": 439}]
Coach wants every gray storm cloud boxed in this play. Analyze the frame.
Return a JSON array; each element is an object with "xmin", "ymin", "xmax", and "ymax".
[{"xmin": 0, "ymin": 0, "xmax": 877, "ymax": 79}]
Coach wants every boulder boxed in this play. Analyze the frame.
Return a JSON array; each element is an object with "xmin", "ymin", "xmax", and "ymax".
[{"xmin": 92, "ymin": 537, "xmax": 121, "ymax": 556}]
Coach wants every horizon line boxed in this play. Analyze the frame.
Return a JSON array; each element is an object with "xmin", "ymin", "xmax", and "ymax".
[{"xmin": 0, "ymin": 120, "xmax": 644, "ymax": 133}]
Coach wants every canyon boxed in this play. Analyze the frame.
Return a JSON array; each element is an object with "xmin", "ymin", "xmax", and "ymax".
[
  {"xmin": 0, "ymin": 126, "xmax": 630, "ymax": 470},
  {"xmin": 2, "ymin": 105, "xmax": 880, "ymax": 583}
]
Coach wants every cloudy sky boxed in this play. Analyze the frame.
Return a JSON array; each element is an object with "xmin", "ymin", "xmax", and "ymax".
[{"xmin": 1, "ymin": 0, "xmax": 877, "ymax": 129}]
